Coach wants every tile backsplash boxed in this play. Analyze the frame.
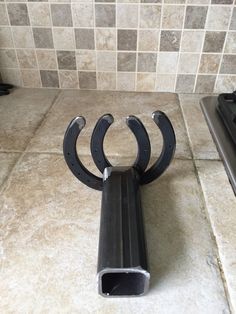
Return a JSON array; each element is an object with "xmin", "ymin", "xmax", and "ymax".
[{"xmin": 0, "ymin": 0, "xmax": 235, "ymax": 93}]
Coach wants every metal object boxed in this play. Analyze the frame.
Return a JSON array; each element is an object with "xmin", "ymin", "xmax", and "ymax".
[
  {"xmin": 63, "ymin": 111, "xmax": 176, "ymax": 297},
  {"xmin": 200, "ymin": 96, "xmax": 236, "ymax": 195}
]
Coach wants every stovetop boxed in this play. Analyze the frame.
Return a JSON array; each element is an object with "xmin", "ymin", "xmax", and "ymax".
[{"xmin": 200, "ymin": 96, "xmax": 236, "ymax": 195}]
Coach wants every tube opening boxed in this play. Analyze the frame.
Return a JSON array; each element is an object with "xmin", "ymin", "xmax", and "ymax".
[{"xmin": 101, "ymin": 271, "xmax": 147, "ymax": 296}]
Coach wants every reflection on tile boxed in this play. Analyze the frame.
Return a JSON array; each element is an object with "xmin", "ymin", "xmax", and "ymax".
[
  {"xmin": 27, "ymin": 90, "xmax": 191, "ymax": 159},
  {"xmin": 0, "ymin": 153, "xmax": 20, "ymax": 190},
  {"xmin": 196, "ymin": 160, "xmax": 236, "ymax": 313},
  {"xmin": 0, "ymin": 88, "xmax": 59, "ymax": 151},
  {"xmin": 179, "ymin": 94, "xmax": 219, "ymax": 159},
  {"xmin": 0, "ymin": 155, "xmax": 229, "ymax": 312}
]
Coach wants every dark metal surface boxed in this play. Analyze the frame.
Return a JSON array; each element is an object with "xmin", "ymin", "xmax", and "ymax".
[
  {"xmin": 97, "ymin": 167, "xmax": 150, "ymax": 297},
  {"xmin": 63, "ymin": 111, "xmax": 176, "ymax": 297},
  {"xmin": 63, "ymin": 116, "xmax": 103, "ymax": 191},
  {"xmin": 91, "ymin": 114, "xmax": 151, "ymax": 174},
  {"xmin": 200, "ymin": 96, "xmax": 236, "ymax": 195},
  {"xmin": 140, "ymin": 111, "xmax": 176, "ymax": 185},
  {"xmin": 90, "ymin": 114, "xmax": 113, "ymax": 173}
]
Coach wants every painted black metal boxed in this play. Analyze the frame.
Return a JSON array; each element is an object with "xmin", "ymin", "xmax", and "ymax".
[
  {"xmin": 91, "ymin": 114, "xmax": 151, "ymax": 174},
  {"xmin": 90, "ymin": 114, "xmax": 113, "ymax": 173},
  {"xmin": 126, "ymin": 115, "xmax": 151, "ymax": 173},
  {"xmin": 63, "ymin": 116, "xmax": 103, "ymax": 191},
  {"xmin": 97, "ymin": 167, "xmax": 149, "ymax": 297},
  {"xmin": 63, "ymin": 110, "xmax": 176, "ymax": 297},
  {"xmin": 140, "ymin": 111, "xmax": 176, "ymax": 185}
]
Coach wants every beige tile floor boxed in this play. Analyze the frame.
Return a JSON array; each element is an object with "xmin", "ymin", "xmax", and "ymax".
[{"xmin": 0, "ymin": 88, "xmax": 235, "ymax": 313}]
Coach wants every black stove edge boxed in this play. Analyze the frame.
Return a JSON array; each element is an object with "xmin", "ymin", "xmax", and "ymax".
[{"xmin": 200, "ymin": 96, "xmax": 236, "ymax": 196}]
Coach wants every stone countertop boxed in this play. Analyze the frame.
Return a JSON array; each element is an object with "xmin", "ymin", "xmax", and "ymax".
[{"xmin": 0, "ymin": 89, "xmax": 235, "ymax": 313}]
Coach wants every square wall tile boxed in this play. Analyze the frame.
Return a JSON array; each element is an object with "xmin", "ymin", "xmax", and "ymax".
[
  {"xmin": 57, "ymin": 51, "xmax": 76, "ymax": 70},
  {"xmin": 0, "ymin": 4, "xmax": 9, "ymax": 25},
  {"xmin": 206, "ymin": 6, "xmax": 231, "ymax": 30},
  {"xmin": 175, "ymin": 74, "xmax": 195, "ymax": 92},
  {"xmin": 59, "ymin": 70, "xmax": 79, "ymax": 89},
  {"xmin": 138, "ymin": 53, "xmax": 157, "ymax": 72},
  {"xmin": 40, "ymin": 70, "xmax": 59, "ymax": 88},
  {"xmin": 72, "ymin": 3, "xmax": 94, "ymax": 27},
  {"xmin": 162, "ymin": 5, "xmax": 185, "ymax": 29},
  {"xmin": 118, "ymin": 29, "xmax": 137, "ymax": 51},
  {"xmin": 95, "ymin": 4, "xmax": 116, "ymax": 27},
  {"xmin": 0, "ymin": 27, "xmax": 13, "ymax": 48},
  {"xmin": 181, "ymin": 31, "xmax": 204, "ymax": 52},
  {"xmin": 215, "ymin": 75, "xmax": 236, "ymax": 93},
  {"xmin": 28, "ymin": 3, "xmax": 51, "ymax": 26},
  {"xmin": 0, "ymin": 68, "xmax": 21, "ymax": 86},
  {"xmin": 138, "ymin": 30, "xmax": 159, "ymax": 51},
  {"xmin": 136, "ymin": 73, "xmax": 156, "ymax": 91},
  {"xmin": 117, "ymin": 72, "xmax": 135, "ymax": 91},
  {"xmin": 220, "ymin": 55, "xmax": 236, "ymax": 74},
  {"xmin": 97, "ymin": 72, "xmax": 116, "ymax": 90},
  {"xmin": 76, "ymin": 50, "xmax": 96, "ymax": 71},
  {"xmin": 203, "ymin": 31, "xmax": 226, "ymax": 52},
  {"xmin": 36, "ymin": 50, "xmax": 57, "ymax": 70},
  {"xmin": 156, "ymin": 74, "xmax": 176, "ymax": 92},
  {"xmin": 195, "ymin": 75, "xmax": 216, "ymax": 93},
  {"xmin": 199, "ymin": 54, "xmax": 221, "ymax": 74},
  {"xmin": 17, "ymin": 49, "xmax": 37, "ymax": 69},
  {"xmin": 118, "ymin": 52, "xmax": 136, "ymax": 71},
  {"xmin": 160, "ymin": 31, "xmax": 181, "ymax": 51},
  {"xmin": 140, "ymin": 5, "xmax": 161, "ymax": 28},
  {"xmin": 156, "ymin": 52, "xmax": 178, "ymax": 74},
  {"xmin": 224, "ymin": 32, "xmax": 236, "ymax": 53},
  {"xmin": 97, "ymin": 51, "xmax": 116, "ymax": 71},
  {"xmin": 78, "ymin": 71, "xmax": 97, "ymax": 89},
  {"xmin": 75, "ymin": 29, "xmax": 95, "ymax": 50},
  {"xmin": 51, "ymin": 4, "xmax": 72, "ymax": 27},
  {"xmin": 7, "ymin": 3, "xmax": 30, "ymax": 26},
  {"xmin": 117, "ymin": 4, "xmax": 138, "ymax": 28},
  {"xmin": 53, "ymin": 28, "xmax": 75, "ymax": 50},
  {"xmin": 33, "ymin": 28, "xmax": 54, "ymax": 49},
  {"xmin": 12, "ymin": 27, "xmax": 34, "ymax": 48},
  {"xmin": 21, "ymin": 69, "xmax": 41, "ymax": 87},
  {"xmin": 0, "ymin": 49, "xmax": 18, "ymax": 68},
  {"xmin": 178, "ymin": 53, "xmax": 199, "ymax": 74},
  {"xmin": 96, "ymin": 28, "xmax": 116, "ymax": 51},
  {"xmin": 184, "ymin": 6, "xmax": 208, "ymax": 29}
]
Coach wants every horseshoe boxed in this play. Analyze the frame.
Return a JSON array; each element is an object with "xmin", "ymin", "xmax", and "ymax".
[{"xmin": 63, "ymin": 116, "xmax": 103, "ymax": 191}]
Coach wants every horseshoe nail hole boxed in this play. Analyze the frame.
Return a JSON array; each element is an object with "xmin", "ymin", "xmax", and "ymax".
[
  {"xmin": 94, "ymin": 149, "xmax": 98, "ymax": 153},
  {"xmin": 67, "ymin": 153, "xmax": 70, "ymax": 156},
  {"xmin": 71, "ymin": 163, "xmax": 74, "ymax": 166}
]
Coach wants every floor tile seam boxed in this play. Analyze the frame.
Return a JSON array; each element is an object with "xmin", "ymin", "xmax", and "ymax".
[
  {"xmin": 0, "ymin": 90, "xmax": 62, "ymax": 195},
  {"xmin": 177, "ymin": 94, "xmax": 232, "ymax": 312},
  {"xmin": 192, "ymin": 158, "xmax": 233, "ymax": 313}
]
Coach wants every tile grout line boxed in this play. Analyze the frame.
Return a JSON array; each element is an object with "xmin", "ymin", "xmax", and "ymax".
[
  {"xmin": 134, "ymin": 2, "xmax": 140, "ymax": 92},
  {"xmin": 213, "ymin": 3, "xmax": 234, "ymax": 93},
  {"xmin": 26, "ymin": 1, "xmax": 42, "ymax": 88},
  {"xmin": 193, "ymin": 6, "xmax": 208, "ymax": 92},
  {"xmin": 0, "ymin": 89, "xmax": 62, "ymax": 195},
  {"xmin": 177, "ymin": 94, "xmax": 233, "ymax": 313},
  {"xmin": 173, "ymin": 2, "xmax": 187, "ymax": 92},
  {"xmin": 5, "ymin": 1, "xmax": 23, "ymax": 86}
]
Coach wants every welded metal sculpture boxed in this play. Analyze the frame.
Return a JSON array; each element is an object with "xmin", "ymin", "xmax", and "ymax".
[{"xmin": 63, "ymin": 111, "xmax": 176, "ymax": 297}]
